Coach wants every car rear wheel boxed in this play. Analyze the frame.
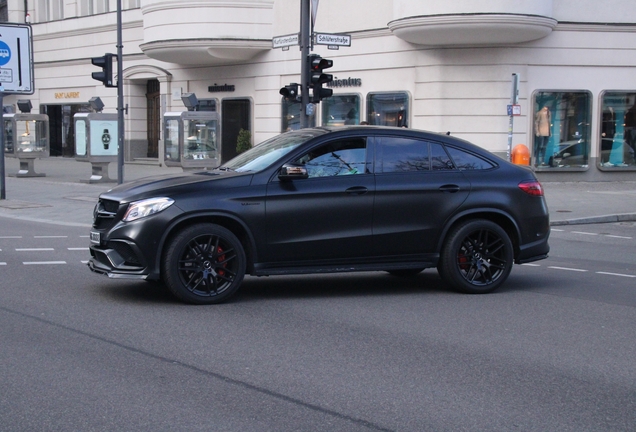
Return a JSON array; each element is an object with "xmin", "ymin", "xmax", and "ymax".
[
  {"xmin": 438, "ymin": 220, "xmax": 513, "ymax": 294},
  {"xmin": 162, "ymin": 223, "xmax": 246, "ymax": 304}
]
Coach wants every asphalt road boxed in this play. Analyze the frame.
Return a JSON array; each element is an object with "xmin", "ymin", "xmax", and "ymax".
[{"xmin": 0, "ymin": 218, "xmax": 635, "ymax": 431}]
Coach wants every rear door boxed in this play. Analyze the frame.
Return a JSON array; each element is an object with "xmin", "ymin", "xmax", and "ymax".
[{"xmin": 372, "ymin": 136, "xmax": 470, "ymax": 256}]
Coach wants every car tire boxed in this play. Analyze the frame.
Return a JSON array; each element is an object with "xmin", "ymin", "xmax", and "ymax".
[
  {"xmin": 438, "ymin": 219, "xmax": 513, "ymax": 294},
  {"xmin": 162, "ymin": 223, "xmax": 246, "ymax": 304}
]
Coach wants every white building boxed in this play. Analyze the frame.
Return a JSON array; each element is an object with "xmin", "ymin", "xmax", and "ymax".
[{"xmin": 2, "ymin": 0, "xmax": 636, "ymax": 180}]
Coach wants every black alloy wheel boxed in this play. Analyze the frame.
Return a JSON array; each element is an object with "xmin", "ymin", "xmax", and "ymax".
[
  {"xmin": 162, "ymin": 223, "xmax": 246, "ymax": 304},
  {"xmin": 438, "ymin": 219, "xmax": 513, "ymax": 294}
]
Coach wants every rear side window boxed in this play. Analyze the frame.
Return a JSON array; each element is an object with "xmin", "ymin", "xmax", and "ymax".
[
  {"xmin": 376, "ymin": 137, "xmax": 430, "ymax": 172},
  {"xmin": 445, "ymin": 146, "xmax": 496, "ymax": 170}
]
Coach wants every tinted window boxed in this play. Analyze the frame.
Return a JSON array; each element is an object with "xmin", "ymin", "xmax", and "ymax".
[
  {"xmin": 431, "ymin": 143, "xmax": 455, "ymax": 171},
  {"xmin": 295, "ymin": 138, "xmax": 368, "ymax": 178},
  {"xmin": 377, "ymin": 137, "xmax": 430, "ymax": 172},
  {"xmin": 446, "ymin": 146, "xmax": 495, "ymax": 170}
]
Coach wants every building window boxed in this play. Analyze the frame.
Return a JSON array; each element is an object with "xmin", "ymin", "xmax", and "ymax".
[
  {"xmin": 37, "ymin": 0, "xmax": 64, "ymax": 21},
  {"xmin": 0, "ymin": 0, "xmax": 8, "ymax": 22},
  {"xmin": 367, "ymin": 92, "xmax": 409, "ymax": 127},
  {"xmin": 281, "ymin": 99, "xmax": 315, "ymax": 132},
  {"xmin": 126, "ymin": 0, "xmax": 140, "ymax": 8},
  {"xmin": 79, "ymin": 0, "xmax": 109, "ymax": 16},
  {"xmin": 599, "ymin": 91, "xmax": 636, "ymax": 169},
  {"xmin": 532, "ymin": 91, "xmax": 592, "ymax": 170},
  {"xmin": 321, "ymin": 94, "xmax": 361, "ymax": 126}
]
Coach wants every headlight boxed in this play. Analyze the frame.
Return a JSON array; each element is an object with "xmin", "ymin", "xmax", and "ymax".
[{"xmin": 123, "ymin": 197, "xmax": 174, "ymax": 222}]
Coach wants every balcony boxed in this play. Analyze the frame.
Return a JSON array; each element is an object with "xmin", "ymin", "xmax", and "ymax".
[
  {"xmin": 139, "ymin": 0, "xmax": 274, "ymax": 65},
  {"xmin": 388, "ymin": 0, "xmax": 557, "ymax": 46}
]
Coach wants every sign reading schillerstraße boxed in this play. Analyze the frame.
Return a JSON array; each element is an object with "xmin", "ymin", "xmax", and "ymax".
[{"xmin": 314, "ymin": 33, "xmax": 351, "ymax": 47}]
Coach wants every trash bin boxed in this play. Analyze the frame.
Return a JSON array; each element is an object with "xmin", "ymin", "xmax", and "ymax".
[{"xmin": 512, "ymin": 144, "xmax": 530, "ymax": 165}]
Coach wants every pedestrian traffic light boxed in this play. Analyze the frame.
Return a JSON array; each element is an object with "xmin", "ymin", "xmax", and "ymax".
[
  {"xmin": 308, "ymin": 54, "xmax": 333, "ymax": 103},
  {"xmin": 91, "ymin": 53, "xmax": 115, "ymax": 87},
  {"xmin": 279, "ymin": 83, "xmax": 300, "ymax": 102}
]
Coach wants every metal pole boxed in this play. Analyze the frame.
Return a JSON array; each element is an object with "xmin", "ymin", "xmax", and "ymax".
[
  {"xmin": 300, "ymin": 0, "xmax": 310, "ymax": 129},
  {"xmin": 507, "ymin": 73, "xmax": 519, "ymax": 162},
  {"xmin": 116, "ymin": 0, "xmax": 124, "ymax": 184},
  {"xmin": 0, "ymin": 92, "xmax": 5, "ymax": 199}
]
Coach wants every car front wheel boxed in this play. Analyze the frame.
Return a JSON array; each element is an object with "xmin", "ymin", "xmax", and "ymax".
[
  {"xmin": 162, "ymin": 223, "xmax": 246, "ymax": 304},
  {"xmin": 438, "ymin": 220, "xmax": 513, "ymax": 294}
]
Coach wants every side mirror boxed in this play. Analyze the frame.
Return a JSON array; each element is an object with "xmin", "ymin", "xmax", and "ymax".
[{"xmin": 279, "ymin": 163, "xmax": 308, "ymax": 181}]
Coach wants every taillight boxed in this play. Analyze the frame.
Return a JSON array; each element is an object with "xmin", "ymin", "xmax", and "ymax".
[{"xmin": 518, "ymin": 180, "xmax": 544, "ymax": 196}]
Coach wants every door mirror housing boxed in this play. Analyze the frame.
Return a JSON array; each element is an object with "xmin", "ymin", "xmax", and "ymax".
[{"xmin": 279, "ymin": 163, "xmax": 308, "ymax": 181}]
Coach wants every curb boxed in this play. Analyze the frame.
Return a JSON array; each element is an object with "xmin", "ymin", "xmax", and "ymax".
[{"xmin": 550, "ymin": 213, "xmax": 636, "ymax": 226}]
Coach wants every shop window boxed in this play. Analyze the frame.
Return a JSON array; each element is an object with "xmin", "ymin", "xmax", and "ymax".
[
  {"xmin": 281, "ymin": 99, "xmax": 315, "ymax": 132},
  {"xmin": 532, "ymin": 91, "xmax": 591, "ymax": 170},
  {"xmin": 599, "ymin": 92, "xmax": 636, "ymax": 169},
  {"xmin": 37, "ymin": 0, "xmax": 63, "ymax": 21},
  {"xmin": 366, "ymin": 92, "xmax": 409, "ymax": 127},
  {"xmin": 321, "ymin": 94, "xmax": 361, "ymax": 126}
]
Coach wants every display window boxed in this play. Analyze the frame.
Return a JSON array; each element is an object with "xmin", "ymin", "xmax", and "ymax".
[
  {"xmin": 281, "ymin": 99, "xmax": 315, "ymax": 132},
  {"xmin": 321, "ymin": 94, "xmax": 361, "ymax": 126},
  {"xmin": 532, "ymin": 91, "xmax": 591, "ymax": 170},
  {"xmin": 599, "ymin": 91, "xmax": 636, "ymax": 169},
  {"xmin": 183, "ymin": 118, "xmax": 218, "ymax": 161},
  {"xmin": 366, "ymin": 92, "xmax": 409, "ymax": 127}
]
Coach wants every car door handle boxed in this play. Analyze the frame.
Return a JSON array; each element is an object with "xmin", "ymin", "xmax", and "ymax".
[
  {"xmin": 345, "ymin": 186, "xmax": 368, "ymax": 195},
  {"xmin": 439, "ymin": 184, "xmax": 461, "ymax": 193}
]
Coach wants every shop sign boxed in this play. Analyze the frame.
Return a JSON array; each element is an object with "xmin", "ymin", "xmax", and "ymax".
[
  {"xmin": 208, "ymin": 83, "xmax": 235, "ymax": 93},
  {"xmin": 326, "ymin": 77, "xmax": 361, "ymax": 88},
  {"xmin": 55, "ymin": 91, "xmax": 80, "ymax": 99}
]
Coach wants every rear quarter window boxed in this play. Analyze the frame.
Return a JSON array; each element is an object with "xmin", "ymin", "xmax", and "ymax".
[{"xmin": 445, "ymin": 146, "xmax": 496, "ymax": 170}]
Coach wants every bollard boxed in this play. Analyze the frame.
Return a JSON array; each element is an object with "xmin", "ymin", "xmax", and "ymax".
[{"xmin": 511, "ymin": 144, "xmax": 530, "ymax": 165}]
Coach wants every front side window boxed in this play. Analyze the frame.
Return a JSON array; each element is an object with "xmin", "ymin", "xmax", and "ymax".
[
  {"xmin": 367, "ymin": 92, "xmax": 409, "ymax": 127},
  {"xmin": 533, "ymin": 91, "xmax": 591, "ymax": 170},
  {"xmin": 600, "ymin": 92, "xmax": 636, "ymax": 169},
  {"xmin": 321, "ymin": 94, "xmax": 361, "ymax": 126},
  {"xmin": 294, "ymin": 138, "xmax": 368, "ymax": 178}
]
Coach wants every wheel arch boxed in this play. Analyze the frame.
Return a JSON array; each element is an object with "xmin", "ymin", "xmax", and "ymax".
[
  {"xmin": 438, "ymin": 209, "xmax": 522, "ymax": 258},
  {"xmin": 154, "ymin": 212, "xmax": 258, "ymax": 278}
]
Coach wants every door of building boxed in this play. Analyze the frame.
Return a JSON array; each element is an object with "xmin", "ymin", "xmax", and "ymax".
[
  {"xmin": 146, "ymin": 79, "xmax": 160, "ymax": 158},
  {"xmin": 221, "ymin": 99, "xmax": 250, "ymax": 163}
]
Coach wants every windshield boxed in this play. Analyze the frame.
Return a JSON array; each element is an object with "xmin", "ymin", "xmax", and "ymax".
[{"xmin": 221, "ymin": 130, "xmax": 326, "ymax": 173}]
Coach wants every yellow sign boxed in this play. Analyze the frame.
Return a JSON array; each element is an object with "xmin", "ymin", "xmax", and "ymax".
[{"xmin": 55, "ymin": 91, "xmax": 80, "ymax": 99}]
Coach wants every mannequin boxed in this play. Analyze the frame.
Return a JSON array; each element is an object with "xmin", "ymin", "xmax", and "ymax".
[{"xmin": 534, "ymin": 106, "xmax": 551, "ymax": 166}]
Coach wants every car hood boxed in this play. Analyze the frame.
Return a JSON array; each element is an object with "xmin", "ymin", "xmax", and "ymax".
[{"xmin": 99, "ymin": 170, "xmax": 253, "ymax": 203}]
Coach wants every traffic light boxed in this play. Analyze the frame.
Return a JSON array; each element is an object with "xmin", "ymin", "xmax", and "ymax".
[
  {"xmin": 91, "ymin": 53, "xmax": 115, "ymax": 87},
  {"xmin": 279, "ymin": 83, "xmax": 300, "ymax": 102},
  {"xmin": 308, "ymin": 54, "xmax": 333, "ymax": 103}
]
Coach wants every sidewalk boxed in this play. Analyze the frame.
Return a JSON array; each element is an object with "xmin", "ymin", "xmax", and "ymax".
[{"xmin": 1, "ymin": 156, "xmax": 635, "ymax": 228}]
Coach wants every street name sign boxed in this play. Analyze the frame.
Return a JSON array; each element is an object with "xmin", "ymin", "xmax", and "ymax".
[
  {"xmin": 272, "ymin": 33, "xmax": 300, "ymax": 49},
  {"xmin": 314, "ymin": 33, "xmax": 351, "ymax": 47}
]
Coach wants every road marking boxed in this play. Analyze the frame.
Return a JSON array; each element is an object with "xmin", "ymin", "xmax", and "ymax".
[
  {"xmin": 79, "ymin": 235, "xmax": 90, "ymax": 238},
  {"xmin": 0, "ymin": 262, "xmax": 6, "ymax": 266},
  {"xmin": 68, "ymin": 247, "xmax": 89, "ymax": 251},
  {"xmin": 596, "ymin": 272, "xmax": 636, "ymax": 278},
  {"xmin": 16, "ymin": 248, "xmax": 55, "ymax": 251},
  {"xmin": 605, "ymin": 235, "xmax": 633, "ymax": 239},
  {"xmin": 521, "ymin": 263, "xmax": 541, "ymax": 266},
  {"xmin": 23, "ymin": 261, "xmax": 67, "ymax": 265},
  {"xmin": 34, "ymin": 235, "xmax": 68, "ymax": 239},
  {"xmin": 571, "ymin": 231, "xmax": 598, "ymax": 236},
  {"xmin": 81, "ymin": 260, "xmax": 89, "ymax": 264},
  {"xmin": 550, "ymin": 229, "xmax": 564, "ymax": 232},
  {"xmin": 548, "ymin": 266, "xmax": 588, "ymax": 272},
  {"xmin": 0, "ymin": 236, "xmax": 22, "ymax": 239}
]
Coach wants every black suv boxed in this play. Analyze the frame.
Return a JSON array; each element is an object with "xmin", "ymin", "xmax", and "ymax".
[{"xmin": 88, "ymin": 126, "xmax": 550, "ymax": 304}]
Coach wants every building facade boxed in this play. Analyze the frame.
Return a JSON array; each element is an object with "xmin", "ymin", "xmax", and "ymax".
[{"xmin": 2, "ymin": 0, "xmax": 636, "ymax": 180}]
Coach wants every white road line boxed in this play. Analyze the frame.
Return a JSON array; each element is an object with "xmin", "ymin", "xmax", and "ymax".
[
  {"xmin": 0, "ymin": 236, "xmax": 22, "ymax": 239},
  {"xmin": 23, "ymin": 261, "xmax": 67, "ymax": 265},
  {"xmin": 548, "ymin": 266, "xmax": 588, "ymax": 272},
  {"xmin": 15, "ymin": 248, "xmax": 55, "ymax": 251},
  {"xmin": 81, "ymin": 260, "xmax": 89, "ymax": 264},
  {"xmin": 68, "ymin": 247, "xmax": 89, "ymax": 251},
  {"xmin": 79, "ymin": 235, "xmax": 90, "ymax": 238},
  {"xmin": 0, "ymin": 262, "xmax": 6, "ymax": 266},
  {"xmin": 571, "ymin": 231, "xmax": 598, "ymax": 236},
  {"xmin": 34, "ymin": 236, "xmax": 68, "ymax": 239},
  {"xmin": 605, "ymin": 235, "xmax": 633, "ymax": 239},
  {"xmin": 596, "ymin": 272, "xmax": 636, "ymax": 278},
  {"xmin": 550, "ymin": 229, "xmax": 564, "ymax": 232},
  {"xmin": 521, "ymin": 263, "xmax": 541, "ymax": 266}
]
